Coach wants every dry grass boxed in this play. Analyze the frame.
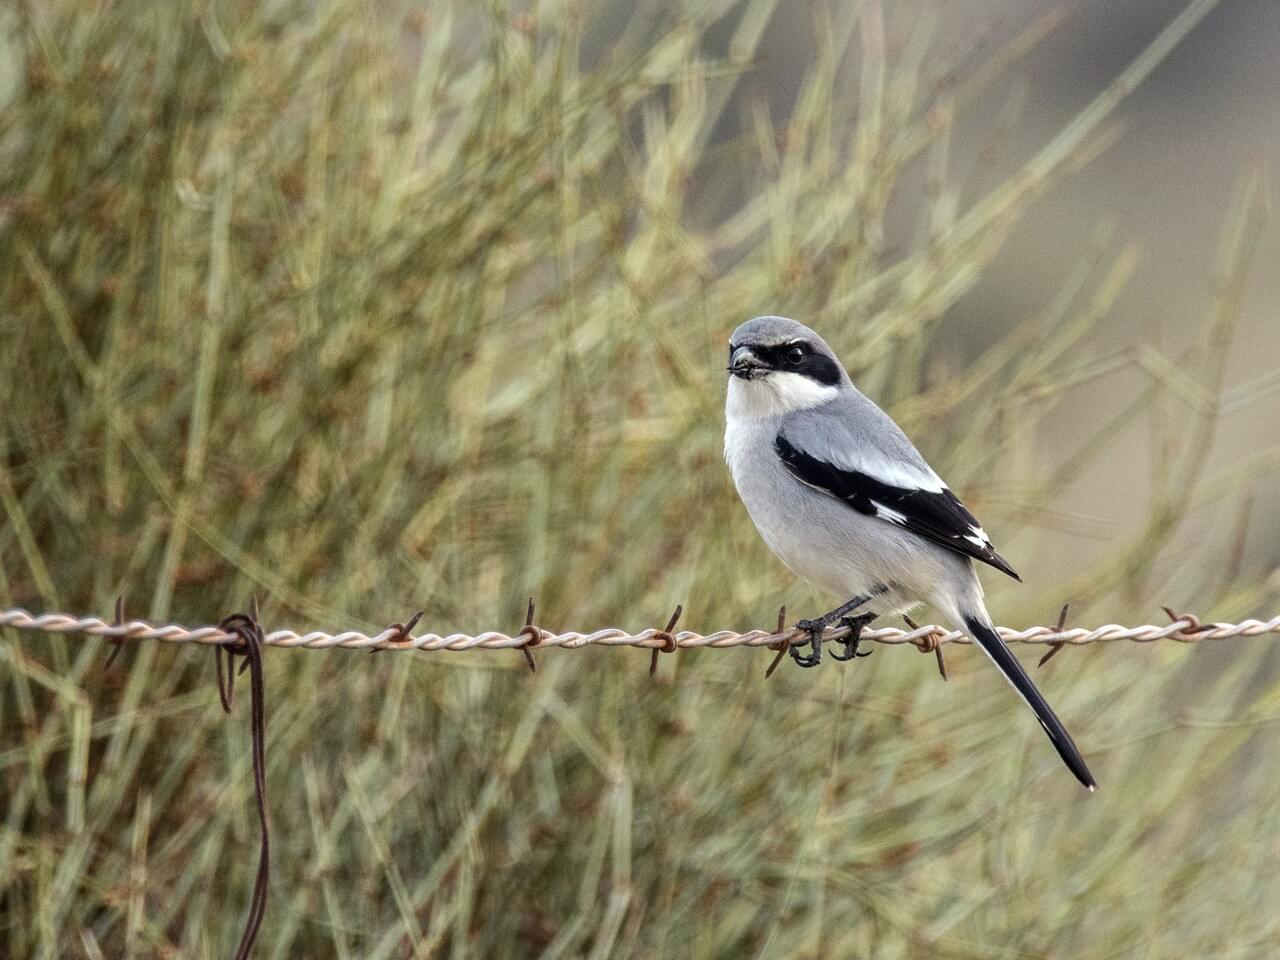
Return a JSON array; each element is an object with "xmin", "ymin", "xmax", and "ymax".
[{"xmin": 2, "ymin": 1, "xmax": 1278, "ymax": 957}]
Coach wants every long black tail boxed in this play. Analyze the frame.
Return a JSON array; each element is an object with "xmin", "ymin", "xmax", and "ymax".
[{"xmin": 963, "ymin": 613, "xmax": 1097, "ymax": 791}]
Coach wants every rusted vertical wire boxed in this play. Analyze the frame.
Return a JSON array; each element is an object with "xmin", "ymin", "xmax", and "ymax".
[{"xmin": 214, "ymin": 602, "xmax": 270, "ymax": 960}]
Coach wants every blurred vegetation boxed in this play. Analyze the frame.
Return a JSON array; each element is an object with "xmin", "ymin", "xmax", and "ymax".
[{"xmin": 2, "ymin": 0, "xmax": 1278, "ymax": 957}]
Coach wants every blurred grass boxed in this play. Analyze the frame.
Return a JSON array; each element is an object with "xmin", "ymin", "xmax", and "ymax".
[{"xmin": 1, "ymin": 1, "xmax": 1278, "ymax": 957}]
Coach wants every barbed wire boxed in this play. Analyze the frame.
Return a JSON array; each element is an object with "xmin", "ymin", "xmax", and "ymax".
[
  {"xmin": 6, "ymin": 599, "xmax": 1278, "ymax": 958},
  {"xmin": 3, "ymin": 605, "xmax": 1279, "ymax": 654}
]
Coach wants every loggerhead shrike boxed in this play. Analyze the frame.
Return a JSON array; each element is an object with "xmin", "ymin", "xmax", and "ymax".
[{"xmin": 724, "ymin": 315, "xmax": 1095, "ymax": 790}]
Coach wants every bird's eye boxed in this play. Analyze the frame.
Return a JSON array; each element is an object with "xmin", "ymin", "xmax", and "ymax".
[{"xmin": 786, "ymin": 345, "xmax": 805, "ymax": 366}]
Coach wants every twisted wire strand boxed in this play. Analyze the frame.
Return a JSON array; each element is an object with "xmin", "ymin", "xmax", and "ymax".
[{"xmin": 3, "ymin": 607, "xmax": 1278, "ymax": 654}]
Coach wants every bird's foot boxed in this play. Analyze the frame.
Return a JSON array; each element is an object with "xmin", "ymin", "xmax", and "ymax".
[
  {"xmin": 789, "ymin": 618, "xmax": 826, "ymax": 668},
  {"xmin": 830, "ymin": 612, "xmax": 877, "ymax": 662}
]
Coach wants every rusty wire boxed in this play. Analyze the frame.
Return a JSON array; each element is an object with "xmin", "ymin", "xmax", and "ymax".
[
  {"xmin": 3, "ymin": 605, "xmax": 1279, "ymax": 656},
  {"xmin": 213, "ymin": 600, "xmax": 270, "ymax": 960}
]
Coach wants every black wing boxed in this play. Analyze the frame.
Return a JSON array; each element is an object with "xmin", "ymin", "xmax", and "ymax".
[{"xmin": 774, "ymin": 435, "xmax": 1020, "ymax": 581}]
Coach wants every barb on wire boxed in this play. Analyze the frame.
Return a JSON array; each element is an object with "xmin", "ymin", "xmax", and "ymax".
[
  {"xmin": 649, "ymin": 604, "xmax": 683, "ymax": 677},
  {"xmin": 3, "ymin": 606, "xmax": 1280, "ymax": 656},
  {"xmin": 102, "ymin": 594, "xmax": 127, "ymax": 671},
  {"xmin": 374, "ymin": 610, "xmax": 424, "ymax": 655},
  {"xmin": 904, "ymin": 613, "xmax": 947, "ymax": 681},
  {"xmin": 764, "ymin": 606, "xmax": 790, "ymax": 679},
  {"xmin": 517, "ymin": 598, "xmax": 540, "ymax": 674},
  {"xmin": 1038, "ymin": 603, "xmax": 1072, "ymax": 669},
  {"xmin": 1161, "ymin": 605, "xmax": 1214, "ymax": 637},
  {"xmin": 214, "ymin": 599, "xmax": 270, "ymax": 960}
]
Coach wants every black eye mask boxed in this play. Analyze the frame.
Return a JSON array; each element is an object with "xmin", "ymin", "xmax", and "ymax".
[{"xmin": 736, "ymin": 341, "xmax": 843, "ymax": 386}]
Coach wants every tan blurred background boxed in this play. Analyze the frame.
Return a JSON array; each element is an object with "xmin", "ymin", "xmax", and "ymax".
[{"xmin": 2, "ymin": 2, "xmax": 1278, "ymax": 956}]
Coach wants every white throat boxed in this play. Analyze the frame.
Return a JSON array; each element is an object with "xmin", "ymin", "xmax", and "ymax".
[{"xmin": 725, "ymin": 372, "xmax": 840, "ymax": 422}]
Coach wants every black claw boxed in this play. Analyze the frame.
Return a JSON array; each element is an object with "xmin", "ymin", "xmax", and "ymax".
[
  {"xmin": 789, "ymin": 618, "xmax": 825, "ymax": 668},
  {"xmin": 830, "ymin": 612, "xmax": 877, "ymax": 662}
]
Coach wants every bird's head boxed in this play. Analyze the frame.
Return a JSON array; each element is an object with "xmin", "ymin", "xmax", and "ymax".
[{"xmin": 726, "ymin": 316, "xmax": 848, "ymax": 419}]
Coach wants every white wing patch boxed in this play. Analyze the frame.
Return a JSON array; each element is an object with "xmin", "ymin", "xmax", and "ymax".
[
  {"xmin": 870, "ymin": 500, "xmax": 908, "ymax": 525},
  {"xmin": 964, "ymin": 523, "xmax": 991, "ymax": 549}
]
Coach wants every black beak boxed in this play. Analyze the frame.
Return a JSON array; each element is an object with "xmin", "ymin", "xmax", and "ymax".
[{"xmin": 728, "ymin": 345, "xmax": 765, "ymax": 380}]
